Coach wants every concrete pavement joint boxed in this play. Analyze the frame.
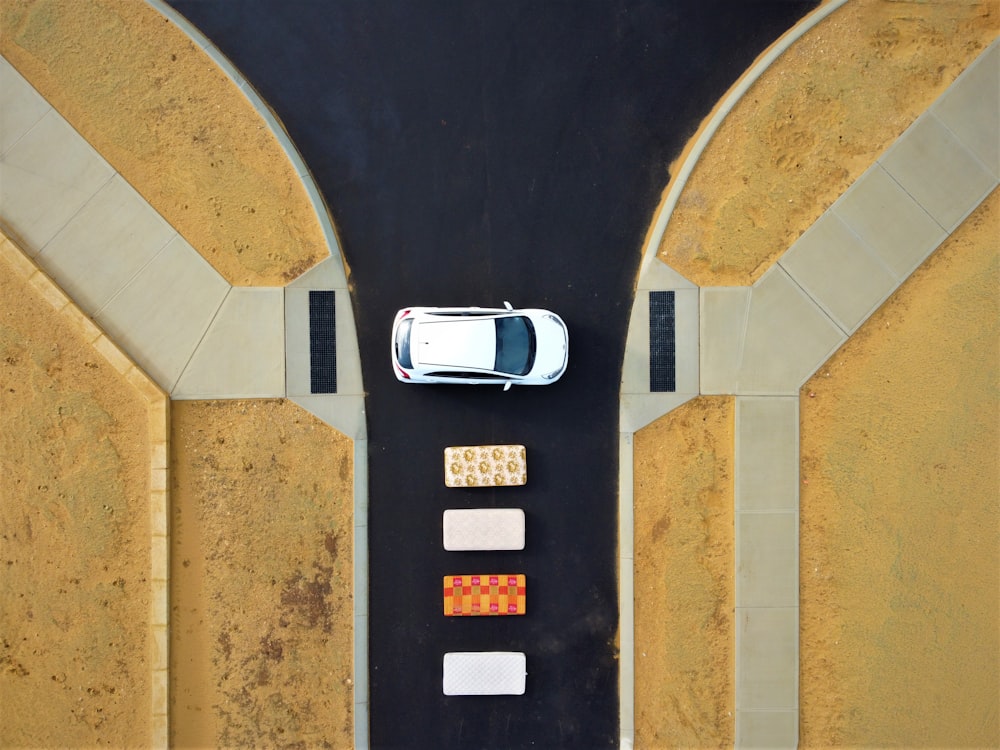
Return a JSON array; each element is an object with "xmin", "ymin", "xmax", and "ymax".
[
  {"xmin": 94, "ymin": 234, "xmax": 179, "ymax": 318},
  {"xmin": 773, "ymin": 260, "xmax": 853, "ymax": 340},
  {"xmin": 169, "ymin": 284, "xmax": 232, "ymax": 398},
  {"xmin": 33, "ymin": 166, "xmax": 117, "ymax": 258}
]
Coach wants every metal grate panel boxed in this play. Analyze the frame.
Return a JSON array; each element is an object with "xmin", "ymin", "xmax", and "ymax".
[
  {"xmin": 649, "ymin": 291, "xmax": 675, "ymax": 392},
  {"xmin": 309, "ymin": 290, "xmax": 337, "ymax": 394}
]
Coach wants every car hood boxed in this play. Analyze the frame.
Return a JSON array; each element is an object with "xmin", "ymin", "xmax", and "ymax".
[
  {"xmin": 415, "ymin": 318, "xmax": 496, "ymax": 370},
  {"xmin": 530, "ymin": 313, "xmax": 568, "ymax": 378}
]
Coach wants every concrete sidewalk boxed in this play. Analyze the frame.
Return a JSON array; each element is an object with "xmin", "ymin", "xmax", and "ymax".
[{"xmin": 620, "ymin": 37, "xmax": 998, "ymax": 749}]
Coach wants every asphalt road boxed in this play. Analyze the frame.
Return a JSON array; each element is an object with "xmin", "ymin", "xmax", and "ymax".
[{"xmin": 168, "ymin": 2, "xmax": 817, "ymax": 747}]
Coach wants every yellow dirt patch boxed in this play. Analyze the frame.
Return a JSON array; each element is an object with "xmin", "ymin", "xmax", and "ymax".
[
  {"xmin": 170, "ymin": 399, "xmax": 354, "ymax": 748},
  {"xmin": 799, "ymin": 189, "xmax": 999, "ymax": 747},
  {"xmin": 633, "ymin": 396, "xmax": 735, "ymax": 747},
  {"xmin": 0, "ymin": 243, "xmax": 151, "ymax": 746}
]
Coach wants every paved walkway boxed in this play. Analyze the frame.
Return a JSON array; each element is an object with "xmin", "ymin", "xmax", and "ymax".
[{"xmin": 1, "ymin": 3, "xmax": 996, "ymax": 746}]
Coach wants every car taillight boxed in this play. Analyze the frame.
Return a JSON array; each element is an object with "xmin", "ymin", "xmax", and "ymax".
[
  {"xmin": 396, "ymin": 364, "xmax": 410, "ymax": 379},
  {"xmin": 398, "ymin": 309, "xmax": 411, "ymax": 320}
]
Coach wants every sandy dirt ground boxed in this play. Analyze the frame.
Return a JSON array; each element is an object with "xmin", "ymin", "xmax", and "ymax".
[
  {"xmin": 1, "ymin": 0, "xmax": 997, "ymax": 747},
  {"xmin": 170, "ymin": 399, "xmax": 353, "ymax": 749},
  {"xmin": 0, "ymin": 244, "xmax": 151, "ymax": 747},
  {"xmin": 798, "ymin": 189, "xmax": 998, "ymax": 748},
  {"xmin": 633, "ymin": 397, "xmax": 735, "ymax": 747}
]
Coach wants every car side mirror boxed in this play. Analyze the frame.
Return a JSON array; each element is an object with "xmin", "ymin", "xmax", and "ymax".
[
  {"xmin": 503, "ymin": 300, "xmax": 513, "ymax": 310},
  {"xmin": 503, "ymin": 381, "xmax": 512, "ymax": 392}
]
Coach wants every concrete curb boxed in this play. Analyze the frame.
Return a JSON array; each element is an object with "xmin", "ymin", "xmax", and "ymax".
[{"xmin": 0, "ymin": 232, "xmax": 171, "ymax": 750}]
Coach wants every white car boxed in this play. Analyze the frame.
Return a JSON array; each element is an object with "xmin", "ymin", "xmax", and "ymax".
[{"xmin": 391, "ymin": 302, "xmax": 568, "ymax": 389}]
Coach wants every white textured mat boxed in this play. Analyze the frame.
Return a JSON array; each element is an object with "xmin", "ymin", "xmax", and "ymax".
[
  {"xmin": 442, "ymin": 652, "xmax": 527, "ymax": 696},
  {"xmin": 442, "ymin": 508, "xmax": 525, "ymax": 551}
]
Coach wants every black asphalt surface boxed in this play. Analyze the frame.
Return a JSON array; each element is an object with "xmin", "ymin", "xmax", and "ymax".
[{"xmin": 167, "ymin": 2, "xmax": 817, "ymax": 747}]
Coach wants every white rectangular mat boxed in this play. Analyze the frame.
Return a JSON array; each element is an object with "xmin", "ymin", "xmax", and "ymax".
[
  {"xmin": 442, "ymin": 652, "xmax": 526, "ymax": 696},
  {"xmin": 442, "ymin": 508, "xmax": 525, "ymax": 551}
]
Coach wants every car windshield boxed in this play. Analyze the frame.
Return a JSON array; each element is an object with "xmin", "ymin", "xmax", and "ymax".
[
  {"xmin": 494, "ymin": 316, "xmax": 536, "ymax": 376},
  {"xmin": 395, "ymin": 318, "xmax": 413, "ymax": 368}
]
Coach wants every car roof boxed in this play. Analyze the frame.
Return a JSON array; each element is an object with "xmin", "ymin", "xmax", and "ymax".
[{"xmin": 415, "ymin": 318, "xmax": 496, "ymax": 370}]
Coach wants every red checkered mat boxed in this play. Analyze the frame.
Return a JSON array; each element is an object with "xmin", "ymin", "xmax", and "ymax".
[{"xmin": 443, "ymin": 574, "xmax": 526, "ymax": 616}]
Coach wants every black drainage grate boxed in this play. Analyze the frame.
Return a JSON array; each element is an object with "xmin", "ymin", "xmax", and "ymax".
[
  {"xmin": 649, "ymin": 290, "xmax": 675, "ymax": 392},
  {"xmin": 309, "ymin": 290, "xmax": 337, "ymax": 394}
]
